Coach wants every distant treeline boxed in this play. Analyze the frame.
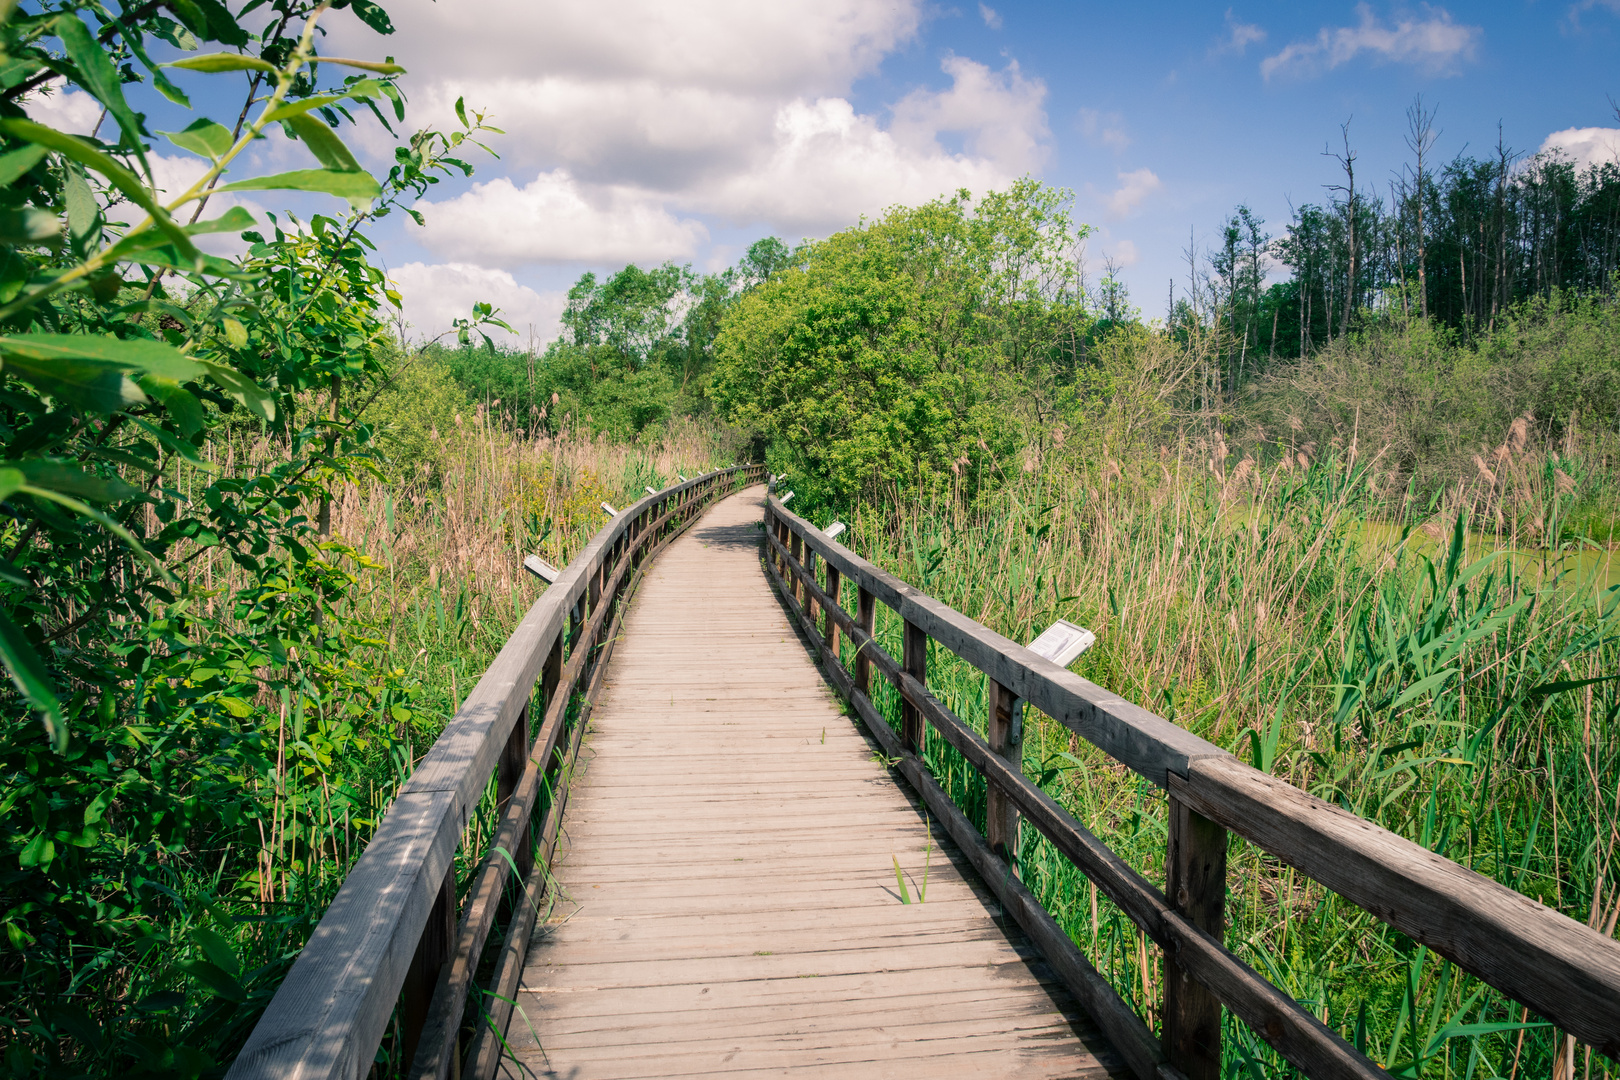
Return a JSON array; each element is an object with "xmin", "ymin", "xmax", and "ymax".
[
  {"xmin": 1188, "ymin": 102, "xmax": 1620, "ymax": 406},
  {"xmin": 430, "ymin": 239, "xmax": 797, "ymax": 443}
]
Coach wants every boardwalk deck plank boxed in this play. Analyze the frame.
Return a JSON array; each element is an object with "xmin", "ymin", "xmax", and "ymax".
[{"xmin": 505, "ymin": 487, "xmax": 1125, "ymax": 1080}]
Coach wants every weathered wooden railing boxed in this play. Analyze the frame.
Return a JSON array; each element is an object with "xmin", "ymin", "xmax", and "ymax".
[
  {"xmin": 227, "ymin": 464, "xmax": 765, "ymax": 1080},
  {"xmin": 762, "ymin": 492, "xmax": 1620, "ymax": 1080}
]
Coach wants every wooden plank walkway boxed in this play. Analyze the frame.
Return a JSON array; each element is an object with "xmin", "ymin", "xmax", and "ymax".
[{"xmin": 503, "ymin": 487, "xmax": 1126, "ymax": 1079}]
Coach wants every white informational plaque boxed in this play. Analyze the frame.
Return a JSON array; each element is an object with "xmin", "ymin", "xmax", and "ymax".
[
  {"xmin": 523, "ymin": 554, "xmax": 560, "ymax": 583},
  {"xmin": 780, "ymin": 492, "xmax": 795, "ymax": 505},
  {"xmin": 1026, "ymin": 620, "xmax": 1097, "ymax": 667},
  {"xmin": 645, "ymin": 486, "xmax": 658, "ymax": 495},
  {"xmin": 824, "ymin": 522, "xmax": 847, "ymax": 539},
  {"xmin": 601, "ymin": 502, "xmax": 618, "ymax": 516}
]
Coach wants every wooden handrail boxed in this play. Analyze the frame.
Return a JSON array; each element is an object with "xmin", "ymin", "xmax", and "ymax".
[
  {"xmin": 762, "ymin": 493, "xmax": 1620, "ymax": 1079},
  {"xmin": 226, "ymin": 465, "xmax": 765, "ymax": 1080}
]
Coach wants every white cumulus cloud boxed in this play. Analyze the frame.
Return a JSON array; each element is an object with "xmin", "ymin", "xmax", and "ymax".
[
  {"xmin": 978, "ymin": 3, "xmax": 1003, "ymax": 29},
  {"xmin": 1077, "ymin": 108, "xmax": 1130, "ymax": 153},
  {"xmin": 1260, "ymin": 4, "xmax": 1481, "ymax": 81},
  {"xmin": 1107, "ymin": 168, "xmax": 1161, "ymax": 218},
  {"xmin": 24, "ymin": 82, "xmax": 102, "ymax": 134},
  {"xmin": 1211, "ymin": 9, "xmax": 1266, "ymax": 56},
  {"xmin": 415, "ymin": 171, "xmax": 709, "ymax": 268},
  {"xmin": 323, "ymin": 0, "xmax": 1049, "ymax": 262},
  {"xmin": 1540, "ymin": 127, "xmax": 1620, "ymax": 171},
  {"xmin": 388, "ymin": 262, "xmax": 567, "ymax": 345}
]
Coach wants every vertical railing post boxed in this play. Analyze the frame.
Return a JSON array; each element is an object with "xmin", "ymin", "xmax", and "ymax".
[
  {"xmin": 1163, "ymin": 797, "xmax": 1227, "ymax": 1080},
  {"xmin": 804, "ymin": 543, "xmax": 819, "ymax": 627},
  {"xmin": 399, "ymin": 864, "xmax": 456, "ymax": 1069},
  {"xmin": 823, "ymin": 564, "xmax": 841, "ymax": 664},
  {"xmin": 986, "ymin": 679, "xmax": 1021, "ymax": 865},
  {"xmin": 497, "ymin": 704, "xmax": 532, "ymax": 887},
  {"xmin": 854, "ymin": 586, "xmax": 875, "ymax": 697},
  {"xmin": 788, "ymin": 529, "xmax": 803, "ymax": 606},
  {"xmin": 901, "ymin": 620, "xmax": 927, "ymax": 753}
]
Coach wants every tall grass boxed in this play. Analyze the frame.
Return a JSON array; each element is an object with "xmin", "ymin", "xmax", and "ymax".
[
  {"xmin": 44, "ymin": 402, "xmax": 738, "ymax": 1073},
  {"xmin": 819, "ymin": 437, "xmax": 1619, "ymax": 1079}
]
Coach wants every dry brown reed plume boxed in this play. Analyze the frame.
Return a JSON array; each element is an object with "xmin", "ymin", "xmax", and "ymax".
[{"xmin": 182, "ymin": 408, "xmax": 732, "ymax": 642}]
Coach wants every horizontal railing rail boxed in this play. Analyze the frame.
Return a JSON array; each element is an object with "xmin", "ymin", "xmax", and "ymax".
[
  {"xmin": 762, "ymin": 492, "xmax": 1620, "ymax": 1080},
  {"xmin": 227, "ymin": 464, "xmax": 766, "ymax": 1080}
]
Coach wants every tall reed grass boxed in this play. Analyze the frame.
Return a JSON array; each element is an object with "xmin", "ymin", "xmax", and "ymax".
[
  {"xmin": 67, "ymin": 403, "xmax": 737, "ymax": 1072},
  {"xmin": 819, "ymin": 436, "xmax": 1618, "ymax": 1079}
]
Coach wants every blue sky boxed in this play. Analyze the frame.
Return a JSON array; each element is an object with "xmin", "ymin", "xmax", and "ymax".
[{"xmin": 31, "ymin": 1, "xmax": 1620, "ymax": 343}]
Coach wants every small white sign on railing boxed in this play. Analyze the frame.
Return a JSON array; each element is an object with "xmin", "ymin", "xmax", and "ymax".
[
  {"xmin": 601, "ymin": 502, "xmax": 618, "ymax": 517},
  {"xmin": 522, "ymin": 554, "xmax": 560, "ymax": 583},
  {"xmin": 678, "ymin": 475, "xmax": 688, "ymax": 482},
  {"xmin": 645, "ymin": 486, "xmax": 658, "ymax": 495},
  {"xmin": 1026, "ymin": 620, "xmax": 1097, "ymax": 668},
  {"xmin": 824, "ymin": 522, "xmax": 846, "ymax": 540},
  {"xmin": 780, "ymin": 491, "xmax": 795, "ymax": 505}
]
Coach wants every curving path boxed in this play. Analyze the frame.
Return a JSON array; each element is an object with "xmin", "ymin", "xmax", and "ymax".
[{"xmin": 503, "ymin": 486, "xmax": 1125, "ymax": 1079}]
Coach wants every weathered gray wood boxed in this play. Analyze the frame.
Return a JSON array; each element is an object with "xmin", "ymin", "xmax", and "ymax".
[
  {"xmin": 901, "ymin": 620, "xmax": 927, "ymax": 753},
  {"xmin": 1163, "ymin": 799, "xmax": 1225, "ymax": 1080},
  {"xmin": 1173, "ymin": 756, "xmax": 1620, "ymax": 1057},
  {"xmin": 506, "ymin": 490, "xmax": 1127, "ymax": 1080},
  {"xmin": 768, "ymin": 495, "xmax": 1228, "ymax": 789},
  {"xmin": 227, "ymin": 467, "xmax": 762, "ymax": 1080},
  {"xmin": 401, "ymin": 866, "xmax": 457, "ymax": 1069},
  {"xmin": 855, "ymin": 585, "xmax": 875, "ymax": 697},
  {"xmin": 986, "ymin": 678, "xmax": 1020, "ymax": 864},
  {"xmin": 824, "ymin": 564, "xmax": 841, "ymax": 662},
  {"xmin": 890, "ymin": 668, "xmax": 1384, "ymax": 1080},
  {"xmin": 764, "ymin": 552, "xmax": 1169, "ymax": 1080},
  {"xmin": 453, "ymin": 474, "xmax": 740, "ymax": 1079}
]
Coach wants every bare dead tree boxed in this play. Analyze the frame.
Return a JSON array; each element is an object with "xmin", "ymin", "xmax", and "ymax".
[
  {"xmin": 1404, "ymin": 97, "xmax": 1438, "ymax": 320},
  {"xmin": 1324, "ymin": 119, "xmax": 1358, "ymax": 339}
]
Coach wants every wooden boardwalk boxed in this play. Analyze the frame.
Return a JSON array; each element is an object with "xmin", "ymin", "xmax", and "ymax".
[{"xmin": 505, "ymin": 487, "xmax": 1125, "ymax": 1079}]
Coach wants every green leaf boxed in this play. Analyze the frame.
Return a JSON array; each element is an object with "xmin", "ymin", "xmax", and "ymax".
[
  {"xmin": 214, "ymin": 168, "xmax": 380, "ymax": 209},
  {"xmin": 264, "ymin": 94, "xmax": 346, "ymax": 122},
  {"xmin": 126, "ymin": 244, "xmax": 259, "ymax": 280},
  {"xmin": 7, "ymin": 460, "xmax": 141, "ymax": 503},
  {"xmin": 137, "ymin": 376, "xmax": 205, "ymax": 436},
  {"xmin": 0, "ymin": 554, "xmax": 30, "ymax": 588},
  {"xmin": 62, "ymin": 163, "xmax": 99, "ymax": 252},
  {"xmin": 1391, "ymin": 668, "xmax": 1459, "ymax": 710},
  {"xmin": 314, "ymin": 56, "xmax": 405, "ymax": 75},
  {"xmin": 53, "ymin": 14, "xmax": 148, "ymax": 171},
  {"xmin": 0, "ymin": 120, "xmax": 203, "ymax": 267},
  {"xmin": 0, "ymin": 609, "xmax": 62, "ymax": 750},
  {"xmin": 192, "ymin": 927, "xmax": 240, "ymax": 977},
  {"xmin": 0, "ymin": 334, "xmax": 204, "ymax": 382},
  {"xmin": 185, "ymin": 206, "xmax": 257, "ymax": 236},
  {"xmin": 222, "ymin": 318, "xmax": 248, "ymax": 348},
  {"xmin": 0, "ymin": 207, "xmax": 61, "ymax": 245},
  {"xmin": 187, "ymin": 0, "xmax": 251, "ymax": 45},
  {"xmin": 160, "ymin": 118, "xmax": 234, "ymax": 161},
  {"xmin": 345, "ymin": 0, "xmax": 395, "ymax": 34},
  {"xmin": 0, "ymin": 56, "xmax": 44, "ymax": 90},
  {"xmin": 163, "ymin": 53, "xmax": 277, "ymax": 73},
  {"xmin": 178, "ymin": 959, "xmax": 246, "ymax": 1002},
  {"xmin": 216, "ymin": 695, "xmax": 254, "ymax": 717},
  {"xmin": 281, "ymin": 114, "xmax": 362, "ymax": 172},
  {"xmin": 1523, "ymin": 674, "xmax": 1620, "ymax": 701},
  {"xmin": 18, "ymin": 832, "xmax": 55, "ymax": 868},
  {"xmin": 199, "ymin": 360, "xmax": 275, "ymax": 421},
  {"xmin": 0, "ymin": 145, "xmax": 48, "ymax": 187},
  {"xmin": 2, "ymin": 355, "xmax": 143, "ymax": 413}
]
